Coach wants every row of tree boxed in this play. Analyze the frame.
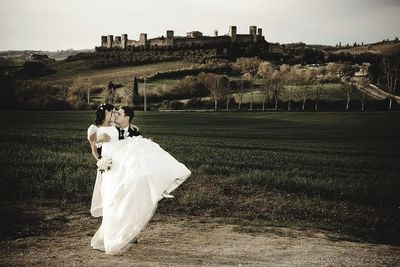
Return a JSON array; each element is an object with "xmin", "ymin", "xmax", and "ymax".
[
  {"xmin": 89, "ymin": 56, "xmax": 399, "ymax": 111},
  {"xmin": 186, "ymin": 57, "xmax": 398, "ymax": 111},
  {"xmin": 2, "ymin": 54, "xmax": 398, "ymax": 111}
]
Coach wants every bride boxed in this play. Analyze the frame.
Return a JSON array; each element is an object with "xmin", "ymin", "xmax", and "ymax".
[{"xmin": 87, "ymin": 104, "xmax": 191, "ymax": 255}]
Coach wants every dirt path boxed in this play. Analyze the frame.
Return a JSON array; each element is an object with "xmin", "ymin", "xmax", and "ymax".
[
  {"xmin": 347, "ymin": 77, "xmax": 400, "ymax": 104},
  {"xmin": 1, "ymin": 204, "xmax": 399, "ymax": 266}
]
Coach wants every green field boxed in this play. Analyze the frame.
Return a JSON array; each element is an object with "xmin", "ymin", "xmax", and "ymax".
[
  {"xmin": 0, "ymin": 111, "xmax": 399, "ymax": 244},
  {"xmin": 40, "ymin": 60, "xmax": 198, "ymax": 87}
]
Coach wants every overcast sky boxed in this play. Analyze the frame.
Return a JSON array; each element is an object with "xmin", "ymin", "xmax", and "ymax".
[{"xmin": 1, "ymin": 0, "xmax": 399, "ymax": 51}]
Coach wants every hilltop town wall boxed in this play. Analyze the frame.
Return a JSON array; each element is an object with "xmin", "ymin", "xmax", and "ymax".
[{"xmin": 99, "ymin": 26, "xmax": 266, "ymax": 49}]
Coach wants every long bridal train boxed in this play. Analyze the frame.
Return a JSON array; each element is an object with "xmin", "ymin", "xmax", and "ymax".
[{"xmin": 90, "ymin": 134, "xmax": 191, "ymax": 255}]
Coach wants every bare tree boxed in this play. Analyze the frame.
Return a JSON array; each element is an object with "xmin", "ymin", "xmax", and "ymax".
[
  {"xmin": 289, "ymin": 65, "xmax": 308, "ymax": 111},
  {"xmin": 271, "ymin": 70, "xmax": 283, "ymax": 111},
  {"xmin": 243, "ymin": 72, "xmax": 254, "ymax": 110},
  {"xmin": 237, "ymin": 80, "xmax": 244, "ymax": 110},
  {"xmin": 257, "ymin": 61, "xmax": 274, "ymax": 111},
  {"xmin": 68, "ymin": 76, "xmax": 92, "ymax": 106},
  {"xmin": 382, "ymin": 55, "xmax": 400, "ymax": 110},
  {"xmin": 280, "ymin": 64, "xmax": 291, "ymax": 110},
  {"xmin": 221, "ymin": 76, "xmax": 231, "ymax": 111},
  {"xmin": 314, "ymin": 80, "xmax": 323, "ymax": 111},
  {"xmin": 342, "ymin": 78, "xmax": 355, "ymax": 111},
  {"xmin": 121, "ymin": 87, "xmax": 133, "ymax": 106},
  {"xmin": 203, "ymin": 73, "xmax": 224, "ymax": 111},
  {"xmin": 359, "ymin": 77, "xmax": 370, "ymax": 111},
  {"xmin": 233, "ymin": 57, "xmax": 262, "ymax": 111},
  {"xmin": 301, "ymin": 68, "xmax": 316, "ymax": 111}
]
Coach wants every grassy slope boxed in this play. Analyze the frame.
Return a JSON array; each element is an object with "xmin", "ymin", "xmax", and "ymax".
[
  {"xmin": 0, "ymin": 111, "xmax": 399, "ymax": 244},
  {"xmin": 335, "ymin": 42, "xmax": 400, "ymax": 55},
  {"xmin": 40, "ymin": 60, "xmax": 199, "ymax": 87}
]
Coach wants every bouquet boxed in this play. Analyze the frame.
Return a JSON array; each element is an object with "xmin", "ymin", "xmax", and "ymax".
[{"xmin": 97, "ymin": 156, "xmax": 112, "ymax": 174}]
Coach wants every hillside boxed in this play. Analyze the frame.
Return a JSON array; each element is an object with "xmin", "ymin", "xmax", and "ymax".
[
  {"xmin": 334, "ymin": 42, "xmax": 400, "ymax": 55},
  {"xmin": 39, "ymin": 60, "xmax": 200, "ymax": 87},
  {"xmin": 0, "ymin": 49, "xmax": 95, "ymax": 61}
]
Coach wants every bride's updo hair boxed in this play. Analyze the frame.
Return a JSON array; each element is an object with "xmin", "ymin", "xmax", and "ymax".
[{"xmin": 94, "ymin": 103, "xmax": 114, "ymax": 125}]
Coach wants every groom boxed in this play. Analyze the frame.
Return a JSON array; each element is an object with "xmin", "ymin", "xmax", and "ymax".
[{"xmin": 114, "ymin": 106, "xmax": 141, "ymax": 139}]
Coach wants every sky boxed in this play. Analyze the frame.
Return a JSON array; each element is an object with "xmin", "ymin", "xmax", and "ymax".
[{"xmin": 0, "ymin": 0, "xmax": 399, "ymax": 51}]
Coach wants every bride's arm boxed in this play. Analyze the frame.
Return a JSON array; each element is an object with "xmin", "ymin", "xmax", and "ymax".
[
  {"xmin": 88, "ymin": 133, "xmax": 100, "ymax": 161},
  {"xmin": 97, "ymin": 133, "xmax": 110, "ymax": 143}
]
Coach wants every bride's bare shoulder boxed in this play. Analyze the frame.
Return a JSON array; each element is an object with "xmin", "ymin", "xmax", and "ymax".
[
  {"xmin": 87, "ymin": 124, "xmax": 98, "ymax": 140},
  {"xmin": 88, "ymin": 124, "xmax": 98, "ymax": 133}
]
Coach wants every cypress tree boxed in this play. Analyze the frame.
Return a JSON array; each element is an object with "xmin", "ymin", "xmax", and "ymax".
[{"xmin": 133, "ymin": 76, "xmax": 139, "ymax": 106}]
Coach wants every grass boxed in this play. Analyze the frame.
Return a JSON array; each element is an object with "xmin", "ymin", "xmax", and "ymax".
[
  {"xmin": 40, "ymin": 60, "xmax": 199, "ymax": 87},
  {"xmin": 335, "ymin": 42, "xmax": 400, "ymax": 55},
  {"xmin": 0, "ymin": 111, "xmax": 399, "ymax": 244},
  {"xmin": 231, "ymin": 83, "xmax": 361, "ymax": 104}
]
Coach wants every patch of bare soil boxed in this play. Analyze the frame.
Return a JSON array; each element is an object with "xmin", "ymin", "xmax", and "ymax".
[{"xmin": 0, "ymin": 203, "xmax": 399, "ymax": 266}]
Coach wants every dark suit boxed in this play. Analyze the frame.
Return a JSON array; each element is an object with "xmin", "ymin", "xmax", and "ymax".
[
  {"xmin": 98, "ymin": 126, "xmax": 142, "ymax": 158},
  {"xmin": 117, "ymin": 125, "xmax": 142, "ymax": 140}
]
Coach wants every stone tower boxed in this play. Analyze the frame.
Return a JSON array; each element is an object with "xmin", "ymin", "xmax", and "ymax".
[
  {"xmin": 101, "ymin": 36, "xmax": 107, "ymax": 47},
  {"xmin": 121, "ymin": 34, "xmax": 128, "ymax": 49},
  {"xmin": 166, "ymin": 30, "xmax": 174, "ymax": 47},
  {"xmin": 214, "ymin": 30, "xmax": 218, "ymax": 37},
  {"xmin": 258, "ymin": 28, "xmax": 263, "ymax": 42},
  {"xmin": 115, "ymin": 36, "xmax": 122, "ymax": 47},
  {"xmin": 107, "ymin": 35, "xmax": 114, "ymax": 48},
  {"xmin": 139, "ymin": 33, "xmax": 147, "ymax": 46},
  {"xmin": 229, "ymin": 26, "xmax": 237, "ymax": 42},
  {"xmin": 249, "ymin": 26, "xmax": 257, "ymax": 43}
]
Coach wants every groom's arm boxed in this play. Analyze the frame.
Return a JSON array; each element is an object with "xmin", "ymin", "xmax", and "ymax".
[{"xmin": 130, "ymin": 124, "xmax": 142, "ymax": 137}]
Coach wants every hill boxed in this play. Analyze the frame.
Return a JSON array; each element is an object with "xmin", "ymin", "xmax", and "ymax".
[
  {"xmin": 0, "ymin": 49, "xmax": 95, "ymax": 61},
  {"xmin": 334, "ymin": 42, "xmax": 400, "ymax": 55}
]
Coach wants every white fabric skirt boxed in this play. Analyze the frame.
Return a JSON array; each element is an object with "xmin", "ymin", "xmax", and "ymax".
[{"xmin": 90, "ymin": 137, "xmax": 191, "ymax": 255}]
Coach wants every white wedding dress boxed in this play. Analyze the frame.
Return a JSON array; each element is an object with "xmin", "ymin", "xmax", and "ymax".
[{"xmin": 88, "ymin": 126, "xmax": 191, "ymax": 255}]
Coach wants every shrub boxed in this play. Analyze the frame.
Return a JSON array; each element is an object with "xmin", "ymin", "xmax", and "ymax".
[{"xmin": 170, "ymin": 100, "xmax": 185, "ymax": 110}]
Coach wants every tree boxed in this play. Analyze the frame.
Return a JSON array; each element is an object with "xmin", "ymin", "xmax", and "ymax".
[
  {"xmin": 233, "ymin": 57, "xmax": 262, "ymax": 111},
  {"xmin": 314, "ymin": 80, "xmax": 323, "ymax": 111},
  {"xmin": 220, "ymin": 76, "xmax": 231, "ymax": 111},
  {"xmin": 278, "ymin": 64, "xmax": 291, "ymax": 110},
  {"xmin": 257, "ymin": 61, "xmax": 274, "ymax": 111},
  {"xmin": 382, "ymin": 54, "xmax": 400, "ymax": 110},
  {"xmin": 243, "ymin": 72, "xmax": 254, "ymax": 110},
  {"xmin": 271, "ymin": 70, "xmax": 284, "ymax": 111},
  {"xmin": 107, "ymin": 81, "xmax": 117, "ymax": 104},
  {"xmin": 203, "ymin": 73, "xmax": 224, "ymax": 111},
  {"xmin": 121, "ymin": 87, "xmax": 133, "ymax": 106},
  {"xmin": 359, "ymin": 77, "xmax": 369, "ymax": 111},
  {"xmin": 133, "ymin": 76, "xmax": 139, "ymax": 106},
  {"xmin": 68, "ymin": 76, "xmax": 92, "ymax": 106},
  {"xmin": 102, "ymin": 85, "xmax": 112, "ymax": 104},
  {"xmin": 342, "ymin": 78, "xmax": 355, "ymax": 111},
  {"xmin": 301, "ymin": 68, "xmax": 316, "ymax": 110},
  {"xmin": 237, "ymin": 79, "xmax": 245, "ymax": 110},
  {"xmin": 288, "ymin": 65, "xmax": 308, "ymax": 111}
]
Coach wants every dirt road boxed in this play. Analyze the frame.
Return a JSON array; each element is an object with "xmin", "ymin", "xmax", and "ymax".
[{"xmin": 1, "ymin": 203, "xmax": 399, "ymax": 266}]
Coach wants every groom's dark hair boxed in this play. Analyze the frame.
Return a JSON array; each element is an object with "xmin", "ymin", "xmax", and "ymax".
[{"xmin": 121, "ymin": 106, "xmax": 135, "ymax": 122}]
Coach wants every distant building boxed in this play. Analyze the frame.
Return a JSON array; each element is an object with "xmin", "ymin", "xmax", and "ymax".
[
  {"xmin": 99, "ymin": 25, "xmax": 267, "ymax": 49},
  {"xmin": 354, "ymin": 63, "xmax": 370, "ymax": 77},
  {"xmin": 186, "ymin": 31, "xmax": 203, "ymax": 38}
]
